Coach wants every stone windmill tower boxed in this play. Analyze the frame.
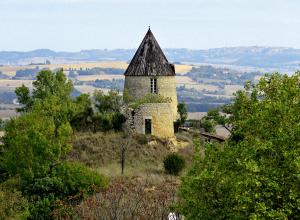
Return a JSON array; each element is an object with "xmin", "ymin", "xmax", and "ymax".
[{"xmin": 123, "ymin": 28, "xmax": 177, "ymax": 138}]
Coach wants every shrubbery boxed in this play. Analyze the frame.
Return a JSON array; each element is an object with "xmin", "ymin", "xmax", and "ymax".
[
  {"xmin": 200, "ymin": 118, "xmax": 215, "ymax": 133},
  {"xmin": 0, "ymin": 186, "xmax": 29, "ymax": 219},
  {"xmin": 0, "ymin": 70, "xmax": 108, "ymax": 219},
  {"xmin": 163, "ymin": 153, "xmax": 185, "ymax": 175},
  {"xmin": 71, "ymin": 90, "xmax": 126, "ymax": 132},
  {"xmin": 178, "ymin": 73, "xmax": 300, "ymax": 219},
  {"xmin": 24, "ymin": 162, "xmax": 107, "ymax": 219}
]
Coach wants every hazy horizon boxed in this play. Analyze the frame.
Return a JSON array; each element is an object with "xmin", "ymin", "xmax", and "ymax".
[
  {"xmin": 1, "ymin": 45, "xmax": 300, "ymax": 53},
  {"xmin": 1, "ymin": 0, "xmax": 300, "ymax": 51}
]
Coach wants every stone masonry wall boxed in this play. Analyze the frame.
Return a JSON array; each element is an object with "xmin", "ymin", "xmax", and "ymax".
[
  {"xmin": 133, "ymin": 103, "xmax": 174, "ymax": 138},
  {"xmin": 124, "ymin": 76, "xmax": 178, "ymax": 121}
]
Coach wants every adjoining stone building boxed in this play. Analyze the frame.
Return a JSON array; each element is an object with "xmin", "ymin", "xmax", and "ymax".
[{"xmin": 123, "ymin": 28, "xmax": 177, "ymax": 138}]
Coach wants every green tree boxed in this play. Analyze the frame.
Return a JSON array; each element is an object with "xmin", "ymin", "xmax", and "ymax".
[
  {"xmin": 200, "ymin": 118, "xmax": 215, "ymax": 133},
  {"xmin": 15, "ymin": 85, "xmax": 32, "ymax": 112},
  {"xmin": 2, "ymin": 112, "xmax": 72, "ymax": 179},
  {"xmin": 178, "ymin": 72, "xmax": 300, "ymax": 219},
  {"xmin": 198, "ymin": 108, "xmax": 230, "ymax": 134},
  {"xmin": 93, "ymin": 90, "xmax": 126, "ymax": 131},
  {"xmin": 94, "ymin": 90, "xmax": 122, "ymax": 114},
  {"xmin": 70, "ymin": 94, "xmax": 94, "ymax": 131},
  {"xmin": 32, "ymin": 69, "xmax": 73, "ymax": 101},
  {"xmin": 15, "ymin": 70, "xmax": 76, "ymax": 129},
  {"xmin": 16, "ymin": 69, "xmax": 73, "ymax": 112},
  {"xmin": 177, "ymin": 103, "xmax": 187, "ymax": 125},
  {"xmin": 23, "ymin": 161, "xmax": 107, "ymax": 219},
  {"xmin": 0, "ymin": 187, "xmax": 29, "ymax": 219},
  {"xmin": 3, "ymin": 70, "xmax": 108, "ymax": 219}
]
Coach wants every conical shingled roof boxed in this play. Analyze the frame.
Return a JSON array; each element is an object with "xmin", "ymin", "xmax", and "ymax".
[{"xmin": 124, "ymin": 28, "xmax": 175, "ymax": 76}]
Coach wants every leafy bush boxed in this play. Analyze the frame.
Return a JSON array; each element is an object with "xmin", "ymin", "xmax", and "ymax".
[
  {"xmin": 177, "ymin": 103, "xmax": 187, "ymax": 125},
  {"xmin": 163, "ymin": 153, "xmax": 185, "ymax": 175},
  {"xmin": 2, "ymin": 113, "xmax": 72, "ymax": 179},
  {"xmin": 99, "ymin": 113, "xmax": 114, "ymax": 131},
  {"xmin": 50, "ymin": 162, "xmax": 107, "ymax": 197},
  {"xmin": 25, "ymin": 162, "xmax": 107, "ymax": 200},
  {"xmin": 71, "ymin": 94, "xmax": 94, "ymax": 131},
  {"xmin": 24, "ymin": 162, "xmax": 107, "ymax": 219},
  {"xmin": 200, "ymin": 118, "xmax": 215, "ymax": 133},
  {"xmin": 0, "ymin": 186, "xmax": 29, "ymax": 219},
  {"xmin": 3, "ymin": 70, "xmax": 108, "ymax": 219},
  {"xmin": 112, "ymin": 112, "xmax": 126, "ymax": 131},
  {"xmin": 178, "ymin": 73, "xmax": 300, "ymax": 219},
  {"xmin": 94, "ymin": 90, "xmax": 122, "ymax": 114}
]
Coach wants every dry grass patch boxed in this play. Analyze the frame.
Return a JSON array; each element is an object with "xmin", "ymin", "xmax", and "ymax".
[
  {"xmin": 73, "ymin": 175, "xmax": 180, "ymax": 220},
  {"xmin": 69, "ymin": 131, "xmax": 194, "ymax": 177},
  {"xmin": 63, "ymin": 131, "xmax": 195, "ymax": 219},
  {"xmin": 70, "ymin": 132, "xmax": 171, "ymax": 174}
]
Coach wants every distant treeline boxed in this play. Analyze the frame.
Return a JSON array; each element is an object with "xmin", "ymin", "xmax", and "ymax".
[
  {"xmin": 0, "ymin": 92, "xmax": 16, "ymax": 104},
  {"xmin": 76, "ymin": 67, "xmax": 124, "ymax": 75},
  {"xmin": 0, "ymin": 71, "xmax": 10, "ymax": 79},
  {"xmin": 13, "ymin": 67, "xmax": 49, "ymax": 80},
  {"xmin": 2, "ymin": 47, "xmax": 300, "ymax": 70},
  {"xmin": 177, "ymin": 86, "xmax": 232, "ymax": 112},
  {"xmin": 87, "ymin": 79, "xmax": 124, "ymax": 91},
  {"xmin": 12, "ymin": 67, "xmax": 124, "ymax": 80},
  {"xmin": 187, "ymin": 66, "xmax": 262, "ymax": 85}
]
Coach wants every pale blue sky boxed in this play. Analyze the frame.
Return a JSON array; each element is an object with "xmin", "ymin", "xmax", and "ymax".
[{"xmin": 0, "ymin": 0, "xmax": 299, "ymax": 51}]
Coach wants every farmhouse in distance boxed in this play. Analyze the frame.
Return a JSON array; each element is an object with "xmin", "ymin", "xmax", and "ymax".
[{"xmin": 123, "ymin": 28, "xmax": 178, "ymax": 138}]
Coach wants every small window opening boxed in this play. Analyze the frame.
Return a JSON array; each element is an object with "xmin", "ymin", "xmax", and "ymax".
[{"xmin": 150, "ymin": 78, "xmax": 157, "ymax": 93}]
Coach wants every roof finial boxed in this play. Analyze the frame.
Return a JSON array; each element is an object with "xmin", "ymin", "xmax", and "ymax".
[{"xmin": 148, "ymin": 26, "xmax": 151, "ymax": 30}]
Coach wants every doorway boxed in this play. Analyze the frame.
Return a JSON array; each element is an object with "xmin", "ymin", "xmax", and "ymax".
[{"xmin": 145, "ymin": 119, "xmax": 152, "ymax": 134}]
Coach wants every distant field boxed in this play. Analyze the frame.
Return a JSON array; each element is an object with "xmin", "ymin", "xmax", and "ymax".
[
  {"xmin": 74, "ymin": 85, "xmax": 110, "ymax": 94},
  {"xmin": 176, "ymin": 76, "xmax": 195, "ymax": 84},
  {"xmin": 187, "ymin": 112, "xmax": 206, "ymax": 120},
  {"xmin": 0, "ymin": 61, "xmax": 193, "ymax": 76},
  {"xmin": 77, "ymin": 74, "xmax": 124, "ymax": 81},
  {"xmin": 0, "ymin": 104, "xmax": 19, "ymax": 119},
  {"xmin": 204, "ymin": 94, "xmax": 234, "ymax": 99},
  {"xmin": 224, "ymin": 85, "xmax": 243, "ymax": 95},
  {"xmin": 176, "ymin": 76, "xmax": 220, "ymax": 92},
  {"xmin": 0, "ymin": 109, "xmax": 18, "ymax": 119},
  {"xmin": 196, "ymin": 78, "xmax": 227, "ymax": 83},
  {"xmin": 0, "ymin": 66, "xmax": 37, "ymax": 76},
  {"xmin": 183, "ymin": 84, "xmax": 219, "ymax": 92},
  {"xmin": 174, "ymin": 64, "xmax": 193, "ymax": 74},
  {"xmin": 0, "ymin": 79, "xmax": 32, "ymax": 91}
]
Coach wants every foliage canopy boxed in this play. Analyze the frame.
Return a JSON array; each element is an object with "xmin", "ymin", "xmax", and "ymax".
[{"xmin": 178, "ymin": 72, "xmax": 300, "ymax": 219}]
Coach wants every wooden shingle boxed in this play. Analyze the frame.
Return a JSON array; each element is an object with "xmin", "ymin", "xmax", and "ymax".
[{"xmin": 124, "ymin": 28, "xmax": 175, "ymax": 76}]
